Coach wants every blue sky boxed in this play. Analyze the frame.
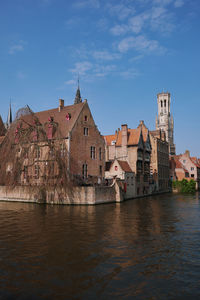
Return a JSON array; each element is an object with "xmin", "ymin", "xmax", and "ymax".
[{"xmin": 0, "ymin": 0, "xmax": 200, "ymax": 156}]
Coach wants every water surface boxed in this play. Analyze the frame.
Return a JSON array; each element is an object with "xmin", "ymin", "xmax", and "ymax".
[{"xmin": 0, "ymin": 193, "xmax": 200, "ymax": 299}]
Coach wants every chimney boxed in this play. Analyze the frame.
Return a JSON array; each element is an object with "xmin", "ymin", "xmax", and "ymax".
[
  {"xmin": 121, "ymin": 124, "xmax": 128, "ymax": 147},
  {"xmin": 185, "ymin": 150, "xmax": 190, "ymax": 157},
  {"xmin": 59, "ymin": 99, "xmax": 64, "ymax": 112}
]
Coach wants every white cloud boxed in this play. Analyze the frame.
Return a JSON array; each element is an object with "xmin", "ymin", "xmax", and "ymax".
[
  {"xmin": 70, "ymin": 61, "xmax": 93, "ymax": 75},
  {"xmin": 94, "ymin": 64, "xmax": 116, "ymax": 77},
  {"xmin": 118, "ymin": 35, "xmax": 163, "ymax": 53},
  {"xmin": 106, "ymin": 3, "xmax": 135, "ymax": 20},
  {"xmin": 174, "ymin": 0, "xmax": 184, "ymax": 8},
  {"xmin": 9, "ymin": 41, "xmax": 26, "ymax": 55},
  {"xmin": 110, "ymin": 24, "xmax": 129, "ymax": 36},
  {"xmin": 120, "ymin": 68, "xmax": 140, "ymax": 79},
  {"xmin": 129, "ymin": 13, "xmax": 149, "ymax": 33},
  {"xmin": 73, "ymin": 0, "xmax": 100, "ymax": 9},
  {"xmin": 64, "ymin": 79, "xmax": 76, "ymax": 85},
  {"xmin": 92, "ymin": 50, "xmax": 121, "ymax": 60}
]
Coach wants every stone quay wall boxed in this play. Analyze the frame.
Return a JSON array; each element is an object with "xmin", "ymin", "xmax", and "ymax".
[{"xmin": 0, "ymin": 184, "xmax": 122, "ymax": 205}]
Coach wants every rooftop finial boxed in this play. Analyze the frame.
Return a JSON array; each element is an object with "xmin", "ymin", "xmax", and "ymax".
[{"xmin": 74, "ymin": 75, "xmax": 82, "ymax": 104}]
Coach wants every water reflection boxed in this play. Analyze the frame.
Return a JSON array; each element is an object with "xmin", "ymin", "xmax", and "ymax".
[{"xmin": 0, "ymin": 194, "xmax": 200, "ymax": 299}]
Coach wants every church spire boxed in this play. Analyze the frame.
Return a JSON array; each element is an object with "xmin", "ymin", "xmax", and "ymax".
[
  {"xmin": 74, "ymin": 76, "xmax": 82, "ymax": 104},
  {"xmin": 7, "ymin": 100, "xmax": 12, "ymax": 128}
]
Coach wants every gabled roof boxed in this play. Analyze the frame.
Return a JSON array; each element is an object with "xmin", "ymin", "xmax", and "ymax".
[
  {"xmin": 116, "ymin": 128, "xmax": 141, "ymax": 146},
  {"xmin": 104, "ymin": 134, "xmax": 117, "ymax": 146},
  {"xmin": 117, "ymin": 160, "xmax": 133, "ymax": 172},
  {"xmin": 18, "ymin": 101, "xmax": 86, "ymax": 139},
  {"xmin": 0, "ymin": 115, "xmax": 6, "ymax": 136},
  {"xmin": 191, "ymin": 157, "xmax": 200, "ymax": 168},
  {"xmin": 173, "ymin": 157, "xmax": 188, "ymax": 172}
]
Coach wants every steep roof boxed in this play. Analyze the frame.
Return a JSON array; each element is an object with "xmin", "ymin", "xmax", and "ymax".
[
  {"xmin": 118, "ymin": 160, "xmax": 133, "ymax": 172},
  {"xmin": 19, "ymin": 101, "xmax": 85, "ymax": 139},
  {"xmin": 137, "ymin": 121, "xmax": 148, "ymax": 142},
  {"xmin": 104, "ymin": 134, "xmax": 117, "ymax": 146},
  {"xmin": 173, "ymin": 157, "xmax": 188, "ymax": 172},
  {"xmin": 115, "ymin": 128, "xmax": 141, "ymax": 146},
  {"xmin": 0, "ymin": 115, "xmax": 6, "ymax": 136},
  {"xmin": 191, "ymin": 157, "xmax": 200, "ymax": 168}
]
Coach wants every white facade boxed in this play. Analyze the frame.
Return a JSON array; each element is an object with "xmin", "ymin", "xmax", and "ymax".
[{"xmin": 156, "ymin": 92, "xmax": 176, "ymax": 155}]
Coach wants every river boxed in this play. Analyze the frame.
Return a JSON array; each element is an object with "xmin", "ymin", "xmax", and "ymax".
[{"xmin": 0, "ymin": 193, "xmax": 200, "ymax": 299}]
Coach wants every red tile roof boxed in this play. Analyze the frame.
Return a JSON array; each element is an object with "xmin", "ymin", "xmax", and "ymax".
[
  {"xmin": 104, "ymin": 134, "xmax": 117, "ymax": 146},
  {"xmin": 17, "ymin": 102, "xmax": 85, "ymax": 139},
  {"xmin": 118, "ymin": 160, "xmax": 133, "ymax": 172},
  {"xmin": 115, "ymin": 128, "xmax": 141, "ymax": 146}
]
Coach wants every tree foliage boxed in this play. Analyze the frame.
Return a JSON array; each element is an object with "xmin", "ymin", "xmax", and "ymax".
[{"xmin": 172, "ymin": 179, "xmax": 196, "ymax": 194}]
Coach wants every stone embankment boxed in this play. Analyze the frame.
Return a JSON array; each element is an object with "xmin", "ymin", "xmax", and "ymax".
[{"xmin": 0, "ymin": 181, "xmax": 123, "ymax": 205}]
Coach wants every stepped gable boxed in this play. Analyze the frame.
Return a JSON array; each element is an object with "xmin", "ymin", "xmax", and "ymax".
[{"xmin": 137, "ymin": 120, "xmax": 148, "ymax": 142}]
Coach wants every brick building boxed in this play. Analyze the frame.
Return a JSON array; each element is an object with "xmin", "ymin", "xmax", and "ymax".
[
  {"xmin": 170, "ymin": 150, "xmax": 200, "ymax": 190},
  {"xmin": 104, "ymin": 121, "xmax": 151, "ymax": 196},
  {"xmin": 2, "ymin": 88, "xmax": 105, "ymax": 186},
  {"xmin": 149, "ymin": 129, "xmax": 170, "ymax": 192}
]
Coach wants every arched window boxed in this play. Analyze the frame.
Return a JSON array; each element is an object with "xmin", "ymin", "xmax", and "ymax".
[
  {"xmin": 164, "ymin": 99, "xmax": 166, "ymax": 107},
  {"xmin": 161, "ymin": 100, "xmax": 163, "ymax": 107}
]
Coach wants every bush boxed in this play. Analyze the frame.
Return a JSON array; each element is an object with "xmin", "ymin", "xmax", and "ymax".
[{"xmin": 172, "ymin": 179, "xmax": 196, "ymax": 194}]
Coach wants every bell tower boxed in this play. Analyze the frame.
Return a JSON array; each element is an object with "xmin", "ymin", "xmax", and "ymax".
[{"xmin": 156, "ymin": 92, "xmax": 176, "ymax": 155}]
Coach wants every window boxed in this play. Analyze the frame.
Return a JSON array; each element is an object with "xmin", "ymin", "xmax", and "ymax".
[
  {"xmin": 35, "ymin": 165, "xmax": 40, "ymax": 179},
  {"xmin": 84, "ymin": 115, "xmax": 88, "ymax": 121},
  {"xmin": 161, "ymin": 100, "xmax": 163, "ymax": 107},
  {"xmin": 115, "ymin": 166, "xmax": 118, "ymax": 171},
  {"xmin": 90, "ymin": 146, "xmax": 96, "ymax": 159},
  {"xmin": 84, "ymin": 127, "xmax": 88, "ymax": 136},
  {"xmin": 191, "ymin": 167, "xmax": 194, "ymax": 171},
  {"xmin": 185, "ymin": 172, "xmax": 189, "ymax": 178},
  {"xmin": 183, "ymin": 160, "xmax": 186, "ymax": 164},
  {"xmin": 24, "ymin": 166, "xmax": 28, "ymax": 179},
  {"xmin": 35, "ymin": 146, "xmax": 40, "ymax": 159},
  {"xmin": 82, "ymin": 164, "xmax": 88, "ymax": 179},
  {"xmin": 99, "ymin": 148, "xmax": 102, "ymax": 160},
  {"xmin": 60, "ymin": 143, "xmax": 66, "ymax": 157},
  {"xmin": 164, "ymin": 99, "xmax": 166, "ymax": 107},
  {"xmin": 49, "ymin": 142, "xmax": 54, "ymax": 157},
  {"xmin": 191, "ymin": 174, "xmax": 194, "ymax": 178},
  {"xmin": 99, "ymin": 165, "xmax": 102, "ymax": 176}
]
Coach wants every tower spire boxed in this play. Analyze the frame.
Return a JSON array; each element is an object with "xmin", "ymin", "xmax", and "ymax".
[
  {"xmin": 7, "ymin": 99, "xmax": 12, "ymax": 128},
  {"xmin": 74, "ymin": 75, "xmax": 82, "ymax": 104}
]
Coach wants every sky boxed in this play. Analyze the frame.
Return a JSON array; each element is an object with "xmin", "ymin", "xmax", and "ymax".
[{"xmin": 0, "ymin": 0, "xmax": 200, "ymax": 156}]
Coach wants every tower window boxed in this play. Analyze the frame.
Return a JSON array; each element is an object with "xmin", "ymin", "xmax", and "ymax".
[
  {"xmin": 164, "ymin": 99, "xmax": 166, "ymax": 107},
  {"xmin": 161, "ymin": 100, "xmax": 163, "ymax": 107}
]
